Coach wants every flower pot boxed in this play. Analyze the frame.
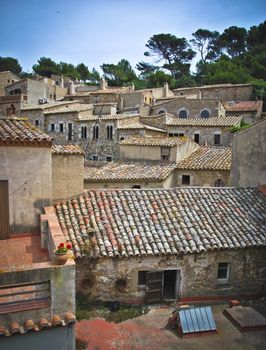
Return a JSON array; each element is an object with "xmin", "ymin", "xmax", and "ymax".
[{"xmin": 53, "ymin": 251, "xmax": 68, "ymax": 265}]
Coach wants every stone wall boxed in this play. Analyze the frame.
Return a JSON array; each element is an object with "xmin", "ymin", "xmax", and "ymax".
[
  {"xmin": 0, "ymin": 146, "xmax": 52, "ymax": 233},
  {"xmin": 231, "ymin": 119, "xmax": 266, "ymax": 187},
  {"xmin": 0, "ymin": 95, "xmax": 26, "ymax": 117},
  {"xmin": 167, "ymin": 126, "xmax": 234, "ymax": 146},
  {"xmin": 52, "ymin": 153, "xmax": 84, "ymax": 201},
  {"xmin": 175, "ymin": 169, "xmax": 230, "ymax": 187},
  {"xmin": 140, "ymin": 115, "xmax": 168, "ymax": 130},
  {"xmin": 0, "ymin": 71, "xmax": 20, "ymax": 95},
  {"xmin": 76, "ymin": 247, "xmax": 266, "ymax": 302},
  {"xmin": 151, "ymin": 99, "xmax": 220, "ymax": 118}
]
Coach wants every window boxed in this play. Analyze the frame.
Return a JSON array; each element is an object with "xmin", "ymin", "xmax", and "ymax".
[
  {"xmin": 93, "ymin": 125, "xmax": 99, "ymax": 139},
  {"xmin": 106, "ymin": 156, "xmax": 112, "ymax": 162},
  {"xmin": 217, "ymin": 263, "xmax": 229, "ymax": 280},
  {"xmin": 106, "ymin": 125, "xmax": 113, "ymax": 139},
  {"xmin": 179, "ymin": 110, "xmax": 187, "ymax": 119},
  {"xmin": 59, "ymin": 123, "xmax": 64, "ymax": 132},
  {"xmin": 178, "ymin": 133, "xmax": 184, "ymax": 137},
  {"xmin": 50, "ymin": 123, "xmax": 55, "ymax": 132},
  {"xmin": 144, "ymin": 97, "xmax": 147, "ymax": 103},
  {"xmin": 120, "ymin": 137, "xmax": 125, "ymax": 141},
  {"xmin": 182, "ymin": 175, "xmax": 190, "ymax": 185},
  {"xmin": 67, "ymin": 123, "xmax": 73, "ymax": 140},
  {"xmin": 92, "ymin": 155, "xmax": 98, "ymax": 161},
  {"xmin": 132, "ymin": 185, "xmax": 141, "ymax": 189},
  {"xmin": 81, "ymin": 126, "xmax": 87, "ymax": 139},
  {"xmin": 194, "ymin": 133, "xmax": 200, "ymax": 144},
  {"xmin": 138, "ymin": 271, "xmax": 147, "ymax": 285},
  {"xmin": 214, "ymin": 133, "xmax": 221, "ymax": 145},
  {"xmin": 215, "ymin": 179, "xmax": 224, "ymax": 187},
  {"xmin": 35, "ymin": 120, "xmax": 39, "ymax": 127},
  {"xmin": 161, "ymin": 146, "xmax": 170, "ymax": 161},
  {"xmin": 200, "ymin": 110, "xmax": 210, "ymax": 118},
  {"xmin": 157, "ymin": 109, "xmax": 166, "ymax": 114}
]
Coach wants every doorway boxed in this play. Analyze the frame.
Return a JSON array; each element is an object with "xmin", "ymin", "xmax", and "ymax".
[{"xmin": 163, "ymin": 270, "xmax": 180, "ymax": 299}]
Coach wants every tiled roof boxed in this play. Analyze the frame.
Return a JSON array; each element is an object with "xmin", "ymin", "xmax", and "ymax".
[
  {"xmin": 176, "ymin": 146, "xmax": 232, "ymax": 170},
  {"xmin": 77, "ymin": 114, "xmax": 140, "ymax": 121},
  {"xmin": 119, "ymin": 136, "xmax": 187, "ymax": 146},
  {"xmin": 55, "ymin": 187, "xmax": 266, "ymax": 259},
  {"xmin": 44, "ymin": 103, "xmax": 92, "ymax": 114},
  {"xmin": 118, "ymin": 122, "xmax": 166, "ymax": 133},
  {"xmin": 0, "ymin": 312, "xmax": 76, "ymax": 337},
  {"xmin": 52, "ymin": 144, "xmax": 84, "ymax": 155},
  {"xmin": 22, "ymin": 101, "xmax": 77, "ymax": 111},
  {"xmin": 0, "ymin": 118, "xmax": 52, "ymax": 147},
  {"xmin": 222, "ymin": 101, "xmax": 262, "ymax": 112},
  {"xmin": 173, "ymin": 83, "xmax": 252, "ymax": 91},
  {"xmin": 84, "ymin": 160, "xmax": 177, "ymax": 182},
  {"xmin": 166, "ymin": 116, "xmax": 241, "ymax": 127}
]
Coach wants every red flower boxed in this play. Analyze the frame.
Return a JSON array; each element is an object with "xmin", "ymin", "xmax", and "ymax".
[
  {"xmin": 66, "ymin": 243, "xmax": 72, "ymax": 250},
  {"xmin": 59, "ymin": 243, "xmax": 65, "ymax": 248}
]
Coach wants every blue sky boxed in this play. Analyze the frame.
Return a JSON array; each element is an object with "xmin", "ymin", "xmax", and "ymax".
[{"xmin": 1, "ymin": 0, "xmax": 265, "ymax": 74}]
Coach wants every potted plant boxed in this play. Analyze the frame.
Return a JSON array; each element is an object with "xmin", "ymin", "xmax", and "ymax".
[{"xmin": 53, "ymin": 242, "xmax": 72, "ymax": 265}]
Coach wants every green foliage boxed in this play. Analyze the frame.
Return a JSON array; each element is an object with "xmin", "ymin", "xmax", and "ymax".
[
  {"xmin": 219, "ymin": 26, "xmax": 247, "ymax": 58},
  {"xmin": 33, "ymin": 57, "xmax": 61, "ymax": 77},
  {"xmin": 190, "ymin": 29, "xmax": 220, "ymax": 62},
  {"xmin": 101, "ymin": 59, "xmax": 137, "ymax": 86},
  {"xmin": 230, "ymin": 121, "xmax": 251, "ymax": 133},
  {"xmin": 145, "ymin": 71, "xmax": 176, "ymax": 89},
  {"xmin": 0, "ymin": 57, "xmax": 22, "ymax": 75}
]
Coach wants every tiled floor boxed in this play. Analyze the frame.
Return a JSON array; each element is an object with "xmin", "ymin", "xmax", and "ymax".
[{"xmin": 0, "ymin": 234, "xmax": 49, "ymax": 268}]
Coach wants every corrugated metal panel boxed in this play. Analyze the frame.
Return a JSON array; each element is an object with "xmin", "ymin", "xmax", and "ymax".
[{"xmin": 179, "ymin": 306, "xmax": 216, "ymax": 334}]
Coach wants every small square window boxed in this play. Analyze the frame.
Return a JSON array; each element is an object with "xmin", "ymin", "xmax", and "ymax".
[
  {"xmin": 92, "ymin": 155, "xmax": 98, "ymax": 161},
  {"xmin": 106, "ymin": 156, "xmax": 112, "ymax": 162},
  {"xmin": 217, "ymin": 263, "xmax": 229, "ymax": 280},
  {"xmin": 214, "ymin": 134, "xmax": 221, "ymax": 145},
  {"xmin": 138, "ymin": 271, "xmax": 147, "ymax": 285},
  {"xmin": 182, "ymin": 175, "xmax": 190, "ymax": 185}
]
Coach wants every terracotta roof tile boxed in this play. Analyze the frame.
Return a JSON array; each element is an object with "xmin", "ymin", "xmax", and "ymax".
[
  {"xmin": 54, "ymin": 187, "xmax": 266, "ymax": 259},
  {"xmin": 118, "ymin": 122, "xmax": 166, "ymax": 133},
  {"xmin": 0, "ymin": 313, "xmax": 76, "ymax": 337},
  {"xmin": 52, "ymin": 144, "xmax": 84, "ymax": 155},
  {"xmin": 44, "ymin": 103, "xmax": 92, "ymax": 114},
  {"xmin": 166, "ymin": 116, "xmax": 242, "ymax": 127},
  {"xmin": 119, "ymin": 136, "xmax": 187, "ymax": 146},
  {"xmin": 176, "ymin": 146, "xmax": 232, "ymax": 170},
  {"xmin": 222, "ymin": 101, "xmax": 262, "ymax": 112},
  {"xmin": 0, "ymin": 118, "xmax": 52, "ymax": 147},
  {"xmin": 84, "ymin": 160, "xmax": 177, "ymax": 182}
]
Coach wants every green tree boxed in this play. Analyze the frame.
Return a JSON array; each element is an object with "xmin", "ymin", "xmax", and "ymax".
[
  {"xmin": 136, "ymin": 61, "xmax": 159, "ymax": 77},
  {"xmin": 33, "ymin": 57, "xmax": 60, "ymax": 77},
  {"xmin": 190, "ymin": 29, "xmax": 221, "ymax": 63},
  {"xmin": 101, "ymin": 59, "xmax": 137, "ymax": 86},
  {"xmin": 76, "ymin": 63, "xmax": 90, "ymax": 82},
  {"xmin": 219, "ymin": 26, "xmax": 247, "ymax": 57},
  {"xmin": 145, "ymin": 71, "xmax": 176, "ymax": 89},
  {"xmin": 0, "ymin": 57, "xmax": 22, "ymax": 75},
  {"xmin": 144, "ymin": 33, "xmax": 196, "ymax": 78},
  {"xmin": 59, "ymin": 62, "xmax": 80, "ymax": 80}
]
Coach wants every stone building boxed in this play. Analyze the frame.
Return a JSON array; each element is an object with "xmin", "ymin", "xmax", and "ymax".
[
  {"xmin": 119, "ymin": 136, "xmax": 198, "ymax": 162},
  {"xmin": 54, "ymin": 187, "xmax": 266, "ymax": 302},
  {"xmin": 52, "ymin": 144, "xmax": 84, "ymax": 201},
  {"xmin": 173, "ymin": 83, "xmax": 252, "ymax": 101},
  {"xmin": 5, "ymin": 78, "xmax": 67, "ymax": 105},
  {"xmin": 220, "ymin": 100, "xmax": 263, "ymax": 124},
  {"xmin": 175, "ymin": 146, "xmax": 232, "ymax": 187},
  {"xmin": 166, "ymin": 116, "xmax": 242, "ymax": 146},
  {"xmin": 231, "ymin": 119, "xmax": 266, "ymax": 187},
  {"xmin": 0, "ymin": 71, "xmax": 21, "ymax": 95},
  {"xmin": 84, "ymin": 160, "xmax": 177, "ymax": 189},
  {"xmin": 0, "ymin": 117, "xmax": 52, "ymax": 234},
  {"xmin": 151, "ymin": 98, "xmax": 220, "ymax": 118},
  {"xmin": 0, "ymin": 94, "xmax": 27, "ymax": 117}
]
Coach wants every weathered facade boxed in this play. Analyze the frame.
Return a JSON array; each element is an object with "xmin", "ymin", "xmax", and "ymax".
[
  {"xmin": 52, "ymin": 145, "xmax": 84, "ymax": 201},
  {"xmin": 0, "ymin": 94, "xmax": 27, "ymax": 117},
  {"xmin": 0, "ymin": 118, "xmax": 52, "ymax": 233},
  {"xmin": 54, "ymin": 187, "xmax": 266, "ymax": 302},
  {"xmin": 220, "ymin": 100, "xmax": 263, "ymax": 124},
  {"xmin": 231, "ymin": 119, "xmax": 266, "ymax": 187},
  {"xmin": 173, "ymin": 83, "xmax": 252, "ymax": 101},
  {"xmin": 0, "ymin": 71, "xmax": 21, "ymax": 95}
]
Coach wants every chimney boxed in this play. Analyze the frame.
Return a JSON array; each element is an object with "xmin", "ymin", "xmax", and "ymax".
[
  {"xmin": 163, "ymin": 82, "xmax": 169, "ymax": 97},
  {"xmin": 99, "ymin": 77, "xmax": 107, "ymax": 90}
]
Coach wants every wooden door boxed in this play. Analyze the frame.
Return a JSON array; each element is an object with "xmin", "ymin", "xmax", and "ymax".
[
  {"xmin": 0, "ymin": 181, "xmax": 10, "ymax": 239},
  {"xmin": 145, "ymin": 271, "xmax": 163, "ymax": 304}
]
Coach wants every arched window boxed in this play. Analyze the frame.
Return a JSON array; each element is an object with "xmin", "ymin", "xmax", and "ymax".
[
  {"xmin": 93, "ymin": 125, "xmax": 99, "ymax": 139},
  {"xmin": 157, "ymin": 109, "xmax": 166, "ymax": 115},
  {"xmin": 107, "ymin": 125, "xmax": 113, "ymax": 139},
  {"xmin": 215, "ymin": 179, "xmax": 224, "ymax": 187},
  {"xmin": 200, "ymin": 109, "xmax": 210, "ymax": 118},
  {"xmin": 179, "ymin": 110, "xmax": 187, "ymax": 119}
]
